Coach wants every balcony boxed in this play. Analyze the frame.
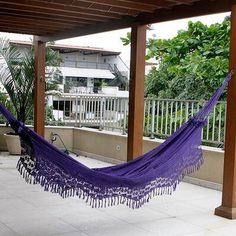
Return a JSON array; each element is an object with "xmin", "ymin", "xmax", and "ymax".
[{"xmin": 46, "ymin": 95, "xmax": 226, "ymax": 148}]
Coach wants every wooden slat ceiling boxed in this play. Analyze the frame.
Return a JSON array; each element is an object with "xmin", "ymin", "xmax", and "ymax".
[{"xmin": 0, "ymin": 0, "xmax": 234, "ymax": 42}]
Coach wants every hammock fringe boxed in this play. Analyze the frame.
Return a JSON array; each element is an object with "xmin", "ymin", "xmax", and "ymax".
[{"xmin": 16, "ymin": 156, "xmax": 203, "ymax": 209}]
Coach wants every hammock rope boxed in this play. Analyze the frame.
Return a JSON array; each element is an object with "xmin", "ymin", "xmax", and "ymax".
[{"xmin": 0, "ymin": 72, "xmax": 233, "ymax": 209}]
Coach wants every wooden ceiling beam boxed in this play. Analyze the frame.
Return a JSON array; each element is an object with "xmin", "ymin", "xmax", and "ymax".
[
  {"xmin": 117, "ymin": 0, "xmax": 166, "ymax": 5},
  {"xmin": 111, "ymin": 0, "xmax": 173, "ymax": 8},
  {"xmin": 117, "ymin": 0, "xmax": 200, "ymax": 9},
  {"xmin": 0, "ymin": 15, "xmax": 81, "ymax": 28},
  {"xmin": 1, "ymin": 25, "xmax": 53, "ymax": 33},
  {"xmin": 38, "ymin": 16, "xmax": 136, "ymax": 42},
  {"xmin": 166, "ymin": 0, "xmax": 199, "ymax": 7},
  {"xmin": 77, "ymin": 0, "xmax": 157, "ymax": 12},
  {"xmin": 84, "ymin": 3, "xmax": 139, "ymax": 15},
  {"xmin": 0, "ymin": 20, "xmax": 70, "ymax": 31},
  {"xmin": 39, "ymin": 0, "xmax": 232, "ymax": 42},
  {"xmin": 15, "ymin": 0, "xmax": 140, "ymax": 16},
  {"xmin": 137, "ymin": 0, "xmax": 233, "ymax": 25},
  {"xmin": 49, "ymin": 0, "xmax": 139, "ymax": 16},
  {"xmin": 0, "ymin": 10, "xmax": 94, "ymax": 25},
  {"xmin": 0, "ymin": 2, "xmax": 109, "ymax": 23},
  {"xmin": 0, "ymin": 0, "xmax": 232, "ymax": 41},
  {"xmin": 167, "ymin": 0, "xmax": 198, "ymax": 4},
  {"xmin": 0, "ymin": 27, "xmax": 49, "ymax": 35},
  {"xmin": 0, "ymin": 0, "xmax": 121, "ymax": 19}
]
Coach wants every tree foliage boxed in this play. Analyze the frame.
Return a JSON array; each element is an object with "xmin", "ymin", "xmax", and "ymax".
[{"xmin": 122, "ymin": 17, "xmax": 230, "ymax": 100}]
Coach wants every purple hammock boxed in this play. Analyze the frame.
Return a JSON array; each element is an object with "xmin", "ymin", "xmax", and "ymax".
[{"xmin": 0, "ymin": 73, "xmax": 232, "ymax": 209}]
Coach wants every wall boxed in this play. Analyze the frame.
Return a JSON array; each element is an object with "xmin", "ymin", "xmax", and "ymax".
[
  {"xmin": 44, "ymin": 126, "xmax": 74, "ymax": 151},
  {"xmin": 61, "ymin": 52, "xmax": 100, "ymax": 68},
  {"xmin": 73, "ymin": 128, "xmax": 127, "ymax": 163},
  {"xmin": 0, "ymin": 125, "xmax": 74, "ymax": 151},
  {"xmin": 0, "ymin": 126, "xmax": 12, "ymax": 151},
  {"xmin": 72, "ymin": 128, "xmax": 224, "ymax": 187},
  {"xmin": 0, "ymin": 125, "xmax": 224, "ymax": 187}
]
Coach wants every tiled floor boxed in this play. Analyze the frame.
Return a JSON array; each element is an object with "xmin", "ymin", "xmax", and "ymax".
[{"xmin": 0, "ymin": 152, "xmax": 236, "ymax": 236}]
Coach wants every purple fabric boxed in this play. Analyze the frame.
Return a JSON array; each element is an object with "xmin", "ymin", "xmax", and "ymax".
[{"xmin": 0, "ymin": 73, "xmax": 232, "ymax": 208}]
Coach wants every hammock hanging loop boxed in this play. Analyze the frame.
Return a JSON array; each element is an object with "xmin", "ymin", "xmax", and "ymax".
[{"xmin": 189, "ymin": 117, "xmax": 207, "ymax": 127}]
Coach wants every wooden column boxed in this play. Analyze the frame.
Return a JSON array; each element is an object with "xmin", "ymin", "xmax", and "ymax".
[
  {"xmin": 127, "ymin": 25, "xmax": 146, "ymax": 161},
  {"xmin": 34, "ymin": 36, "xmax": 46, "ymax": 137},
  {"xmin": 215, "ymin": 5, "xmax": 236, "ymax": 219}
]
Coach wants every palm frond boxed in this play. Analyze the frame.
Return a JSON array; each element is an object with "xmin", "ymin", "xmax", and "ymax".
[{"xmin": 0, "ymin": 38, "xmax": 62, "ymax": 122}]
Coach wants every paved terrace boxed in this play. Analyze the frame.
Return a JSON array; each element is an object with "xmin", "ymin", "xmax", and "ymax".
[{"xmin": 0, "ymin": 152, "xmax": 236, "ymax": 236}]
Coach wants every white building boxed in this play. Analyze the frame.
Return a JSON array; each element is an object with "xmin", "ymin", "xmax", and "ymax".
[
  {"xmin": 9, "ymin": 40, "xmax": 129, "ymax": 124},
  {"xmin": 10, "ymin": 40, "xmax": 129, "ymax": 95}
]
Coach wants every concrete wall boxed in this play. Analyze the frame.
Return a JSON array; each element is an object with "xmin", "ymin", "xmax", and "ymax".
[
  {"xmin": 189, "ymin": 147, "xmax": 224, "ymax": 185},
  {"xmin": 72, "ymin": 128, "xmax": 224, "ymax": 187},
  {"xmin": 73, "ymin": 128, "xmax": 127, "ymax": 163},
  {"xmin": 0, "ymin": 126, "xmax": 12, "ymax": 151},
  {"xmin": 141, "ymin": 136, "xmax": 224, "ymax": 185},
  {"xmin": 45, "ymin": 126, "xmax": 74, "ymax": 151},
  {"xmin": 0, "ymin": 125, "xmax": 224, "ymax": 187},
  {"xmin": 0, "ymin": 125, "xmax": 74, "ymax": 151}
]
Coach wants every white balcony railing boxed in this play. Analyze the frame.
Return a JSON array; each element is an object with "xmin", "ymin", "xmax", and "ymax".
[
  {"xmin": 0, "ymin": 93, "xmax": 226, "ymax": 147},
  {"xmin": 45, "ymin": 94, "xmax": 226, "ymax": 147},
  {"xmin": 143, "ymin": 98, "xmax": 226, "ymax": 147}
]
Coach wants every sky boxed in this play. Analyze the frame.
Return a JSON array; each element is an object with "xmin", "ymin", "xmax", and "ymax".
[{"xmin": 0, "ymin": 12, "xmax": 230, "ymax": 65}]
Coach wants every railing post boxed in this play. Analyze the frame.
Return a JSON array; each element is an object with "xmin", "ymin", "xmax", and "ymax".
[
  {"xmin": 150, "ymin": 99, "xmax": 155, "ymax": 139},
  {"xmin": 75, "ymin": 95, "xmax": 78, "ymax": 126},
  {"xmin": 79, "ymin": 96, "xmax": 82, "ymax": 127},
  {"xmin": 103, "ymin": 97, "xmax": 106, "ymax": 130},
  {"xmin": 122, "ymin": 98, "xmax": 128, "ymax": 135},
  {"xmin": 223, "ymin": 103, "xmax": 227, "ymax": 149},
  {"xmin": 99, "ymin": 97, "xmax": 104, "ymax": 131}
]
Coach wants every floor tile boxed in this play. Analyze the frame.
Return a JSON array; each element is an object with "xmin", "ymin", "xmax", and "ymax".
[
  {"xmin": 0, "ymin": 153, "xmax": 236, "ymax": 236},
  {"xmin": 0, "ymin": 222, "xmax": 18, "ymax": 236},
  {"xmin": 135, "ymin": 217, "xmax": 203, "ymax": 236}
]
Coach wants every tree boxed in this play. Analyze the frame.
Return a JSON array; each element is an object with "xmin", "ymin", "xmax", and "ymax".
[
  {"xmin": 121, "ymin": 17, "xmax": 230, "ymax": 100},
  {"xmin": 0, "ymin": 38, "xmax": 62, "ymax": 123}
]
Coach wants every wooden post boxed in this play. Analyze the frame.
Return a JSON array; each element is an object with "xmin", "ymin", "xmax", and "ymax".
[
  {"xmin": 215, "ymin": 5, "xmax": 236, "ymax": 219},
  {"xmin": 34, "ymin": 36, "xmax": 46, "ymax": 137},
  {"xmin": 127, "ymin": 24, "xmax": 146, "ymax": 161}
]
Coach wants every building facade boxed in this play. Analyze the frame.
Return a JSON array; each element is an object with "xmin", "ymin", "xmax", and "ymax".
[
  {"xmin": 10, "ymin": 40, "xmax": 129, "ymax": 94},
  {"xmin": 9, "ymin": 40, "xmax": 129, "ymax": 124}
]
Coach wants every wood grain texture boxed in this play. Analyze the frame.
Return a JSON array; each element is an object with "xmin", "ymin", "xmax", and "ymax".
[
  {"xmin": 127, "ymin": 25, "xmax": 146, "ymax": 161},
  {"xmin": 0, "ymin": 1, "xmax": 232, "ymax": 40},
  {"xmin": 34, "ymin": 37, "xmax": 46, "ymax": 137},
  {"xmin": 215, "ymin": 3, "xmax": 236, "ymax": 220}
]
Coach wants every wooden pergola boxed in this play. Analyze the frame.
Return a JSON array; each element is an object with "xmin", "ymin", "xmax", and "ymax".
[{"xmin": 1, "ymin": 0, "xmax": 236, "ymax": 219}]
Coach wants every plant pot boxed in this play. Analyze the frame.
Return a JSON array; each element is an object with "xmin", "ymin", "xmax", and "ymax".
[{"xmin": 4, "ymin": 133, "xmax": 21, "ymax": 155}]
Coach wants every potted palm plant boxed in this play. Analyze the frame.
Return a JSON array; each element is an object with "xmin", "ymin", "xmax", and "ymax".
[{"xmin": 0, "ymin": 39, "xmax": 62, "ymax": 154}]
